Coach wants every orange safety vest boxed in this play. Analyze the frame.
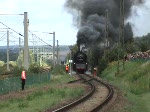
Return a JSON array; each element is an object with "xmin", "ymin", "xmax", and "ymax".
[
  {"xmin": 66, "ymin": 66, "xmax": 69, "ymax": 71},
  {"xmin": 21, "ymin": 71, "xmax": 26, "ymax": 79}
]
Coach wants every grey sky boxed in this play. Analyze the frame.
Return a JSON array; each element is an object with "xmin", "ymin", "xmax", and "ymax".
[
  {"xmin": 0, "ymin": 0, "xmax": 77, "ymax": 46},
  {"xmin": 127, "ymin": 0, "xmax": 150, "ymax": 37}
]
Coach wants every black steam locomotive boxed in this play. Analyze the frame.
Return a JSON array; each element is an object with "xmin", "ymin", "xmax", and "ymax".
[{"xmin": 73, "ymin": 51, "xmax": 88, "ymax": 74}]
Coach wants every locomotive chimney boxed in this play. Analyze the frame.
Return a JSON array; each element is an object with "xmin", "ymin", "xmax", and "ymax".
[{"xmin": 77, "ymin": 43, "xmax": 80, "ymax": 52}]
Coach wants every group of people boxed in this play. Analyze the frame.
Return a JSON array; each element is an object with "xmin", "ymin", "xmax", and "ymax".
[{"xmin": 124, "ymin": 50, "xmax": 150, "ymax": 61}]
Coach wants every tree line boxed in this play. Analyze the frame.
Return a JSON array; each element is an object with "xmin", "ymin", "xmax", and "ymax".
[{"xmin": 67, "ymin": 33, "xmax": 150, "ymax": 75}]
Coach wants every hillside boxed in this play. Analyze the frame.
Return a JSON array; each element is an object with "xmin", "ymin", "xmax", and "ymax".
[
  {"xmin": 101, "ymin": 60, "xmax": 150, "ymax": 112},
  {"xmin": 0, "ymin": 45, "xmax": 70, "ymax": 62}
]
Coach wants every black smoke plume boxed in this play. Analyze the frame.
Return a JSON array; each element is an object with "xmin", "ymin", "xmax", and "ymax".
[{"xmin": 65, "ymin": 0, "xmax": 144, "ymax": 47}]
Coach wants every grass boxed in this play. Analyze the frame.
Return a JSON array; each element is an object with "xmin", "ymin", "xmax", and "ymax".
[
  {"xmin": 0, "ymin": 88, "xmax": 84, "ymax": 112},
  {"xmin": 124, "ymin": 92, "xmax": 150, "ymax": 112},
  {"xmin": 0, "ymin": 74, "xmax": 85, "ymax": 112},
  {"xmin": 101, "ymin": 60, "xmax": 150, "ymax": 112}
]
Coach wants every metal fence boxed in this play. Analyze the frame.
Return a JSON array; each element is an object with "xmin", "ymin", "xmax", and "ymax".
[{"xmin": 0, "ymin": 72, "xmax": 51, "ymax": 95}]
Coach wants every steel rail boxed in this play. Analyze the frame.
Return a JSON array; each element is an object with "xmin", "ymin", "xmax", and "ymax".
[
  {"xmin": 51, "ymin": 74, "xmax": 114, "ymax": 112},
  {"xmin": 90, "ymin": 76, "xmax": 114, "ymax": 112},
  {"xmin": 52, "ymin": 74, "xmax": 95, "ymax": 112}
]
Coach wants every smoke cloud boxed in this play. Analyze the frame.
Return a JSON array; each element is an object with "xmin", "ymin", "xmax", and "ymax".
[
  {"xmin": 65, "ymin": 0, "xmax": 145, "ymax": 47},
  {"xmin": 128, "ymin": 0, "xmax": 150, "ymax": 37}
]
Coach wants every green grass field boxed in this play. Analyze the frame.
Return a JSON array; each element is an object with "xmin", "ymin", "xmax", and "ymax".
[
  {"xmin": 101, "ymin": 60, "xmax": 150, "ymax": 112},
  {"xmin": 0, "ymin": 75, "xmax": 85, "ymax": 112}
]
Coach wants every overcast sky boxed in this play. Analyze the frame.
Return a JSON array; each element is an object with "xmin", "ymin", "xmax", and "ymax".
[
  {"xmin": 0, "ymin": 0, "xmax": 77, "ymax": 46},
  {"xmin": 0, "ymin": 0, "xmax": 150, "ymax": 46},
  {"xmin": 127, "ymin": 0, "xmax": 150, "ymax": 37}
]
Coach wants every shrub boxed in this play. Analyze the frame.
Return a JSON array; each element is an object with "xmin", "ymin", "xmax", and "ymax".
[
  {"xmin": 0, "ymin": 61, "xmax": 5, "ymax": 67},
  {"xmin": 52, "ymin": 65, "xmax": 66, "ymax": 75},
  {"xmin": 0, "ymin": 66, "xmax": 7, "ymax": 75},
  {"xmin": 98, "ymin": 57, "xmax": 108, "ymax": 75},
  {"xmin": 9, "ymin": 61, "xmax": 17, "ymax": 67},
  {"xmin": 12, "ymin": 66, "xmax": 24, "ymax": 77},
  {"xmin": 28, "ymin": 63, "xmax": 41, "ymax": 74}
]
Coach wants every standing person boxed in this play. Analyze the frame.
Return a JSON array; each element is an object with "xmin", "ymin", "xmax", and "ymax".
[
  {"xmin": 21, "ymin": 70, "xmax": 26, "ymax": 90},
  {"xmin": 66, "ymin": 64, "xmax": 69, "ymax": 73},
  {"xmin": 93, "ymin": 67, "xmax": 97, "ymax": 77}
]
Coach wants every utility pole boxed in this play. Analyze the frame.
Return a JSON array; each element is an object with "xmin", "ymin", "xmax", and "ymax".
[
  {"xmin": 24, "ymin": 12, "xmax": 29, "ymax": 70},
  {"xmin": 70, "ymin": 50, "xmax": 72, "ymax": 76},
  {"xmin": 52, "ymin": 32, "xmax": 55, "ymax": 66},
  {"xmin": 117, "ymin": 0, "xmax": 125, "ymax": 73},
  {"xmin": 32, "ymin": 34, "xmax": 35, "ymax": 62},
  {"xmin": 7, "ymin": 30, "xmax": 10, "ymax": 71},
  {"xmin": 19, "ymin": 37, "xmax": 21, "ymax": 53},
  {"xmin": 69, "ymin": 46, "xmax": 73, "ymax": 76},
  {"xmin": 37, "ymin": 46, "xmax": 39, "ymax": 64},
  {"xmin": 43, "ymin": 46, "xmax": 45, "ymax": 62},
  {"xmin": 40, "ymin": 46, "xmax": 42, "ymax": 66},
  {"xmin": 122, "ymin": 0, "xmax": 125, "ymax": 70},
  {"xmin": 18, "ymin": 37, "xmax": 22, "ymax": 68},
  {"xmin": 56, "ymin": 40, "xmax": 59, "ymax": 65},
  {"xmin": 104, "ymin": 9, "xmax": 109, "ymax": 60}
]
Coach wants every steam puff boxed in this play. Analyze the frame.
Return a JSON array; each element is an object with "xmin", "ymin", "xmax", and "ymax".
[{"xmin": 65, "ymin": 0, "xmax": 144, "ymax": 46}]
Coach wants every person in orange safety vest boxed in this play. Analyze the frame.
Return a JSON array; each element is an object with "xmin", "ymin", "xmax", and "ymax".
[
  {"xmin": 66, "ymin": 64, "xmax": 69, "ymax": 73},
  {"xmin": 93, "ymin": 67, "xmax": 97, "ymax": 77},
  {"xmin": 21, "ymin": 70, "xmax": 26, "ymax": 90}
]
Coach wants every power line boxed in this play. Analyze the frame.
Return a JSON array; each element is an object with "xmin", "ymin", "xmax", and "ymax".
[
  {"xmin": 0, "ymin": 33, "xmax": 6, "ymax": 41},
  {"xmin": 0, "ymin": 22, "xmax": 24, "ymax": 37},
  {"xmin": 29, "ymin": 30, "xmax": 52, "ymax": 47},
  {"xmin": 0, "ymin": 14, "xmax": 24, "ymax": 15},
  {"xmin": 10, "ymin": 33, "xmax": 23, "ymax": 40}
]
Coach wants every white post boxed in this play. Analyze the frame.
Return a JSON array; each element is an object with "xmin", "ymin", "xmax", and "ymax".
[
  {"xmin": 70, "ymin": 51, "xmax": 72, "ymax": 75},
  {"xmin": 69, "ymin": 46, "xmax": 72, "ymax": 76},
  {"xmin": 19, "ymin": 37, "xmax": 21, "ymax": 53},
  {"xmin": 53, "ymin": 32, "xmax": 55, "ymax": 66},
  {"xmin": 24, "ymin": 12, "xmax": 29, "ymax": 70},
  {"xmin": 7, "ymin": 30, "xmax": 10, "ymax": 71},
  {"xmin": 57, "ymin": 40, "xmax": 59, "ymax": 65},
  {"xmin": 40, "ymin": 46, "xmax": 42, "ymax": 66},
  {"xmin": 18, "ymin": 37, "xmax": 22, "ymax": 68},
  {"xmin": 43, "ymin": 47, "xmax": 44, "ymax": 62},
  {"xmin": 37, "ymin": 46, "xmax": 39, "ymax": 63}
]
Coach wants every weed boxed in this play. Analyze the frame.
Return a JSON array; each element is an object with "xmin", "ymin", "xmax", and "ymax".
[
  {"xmin": 0, "ymin": 102, "xmax": 9, "ymax": 109},
  {"xmin": 101, "ymin": 60, "xmax": 150, "ymax": 111},
  {"xmin": 18, "ymin": 101, "xmax": 28, "ymax": 108}
]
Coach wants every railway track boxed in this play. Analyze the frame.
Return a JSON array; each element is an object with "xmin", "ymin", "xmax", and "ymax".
[{"xmin": 50, "ymin": 74, "xmax": 114, "ymax": 112}]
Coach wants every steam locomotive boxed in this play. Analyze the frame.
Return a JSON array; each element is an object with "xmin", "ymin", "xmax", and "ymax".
[{"xmin": 73, "ymin": 51, "xmax": 88, "ymax": 74}]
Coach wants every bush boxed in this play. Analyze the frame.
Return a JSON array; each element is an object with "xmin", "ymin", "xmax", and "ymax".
[
  {"xmin": 28, "ymin": 63, "xmax": 41, "ymax": 74},
  {"xmin": 52, "ymin": 65, "xmax": 66, "ymax": 75},
  {"xmin": 0, "ymin": 61, "xmax": 5, "ymax": 67},
  {"xmin": 0, "ymin": 66, "xmax": 7, "ymax": 75},
  {"xmin": 9, "ymin": 61, "xmax": 17, "ymax": 67},
  {"xmin": 12, "ymin": 66, "xmax": 24, "ymax": 77},
  {"xmin": 98, "ymin": 57, "xmax": 108, "ymax": 75}
]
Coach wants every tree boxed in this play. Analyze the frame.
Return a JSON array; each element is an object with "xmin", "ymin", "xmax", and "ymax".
[{"xmin": 124, "ymin": 23, "xmax": 133, "ymax": 43}]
